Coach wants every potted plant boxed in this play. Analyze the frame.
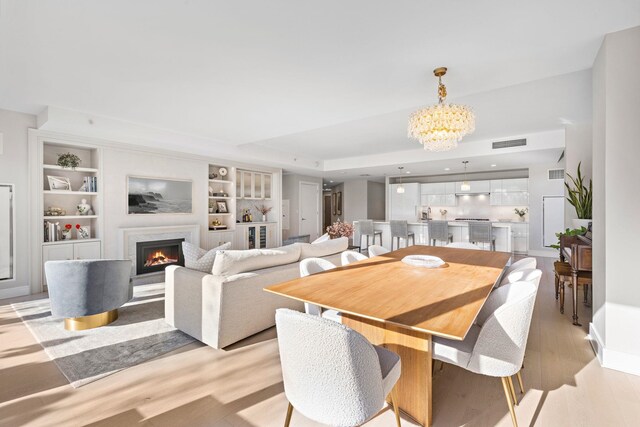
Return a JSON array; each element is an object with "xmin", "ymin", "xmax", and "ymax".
[
  {"xmin": 514, "ymin": 207, "xmax": 528, "ymax": 222},
  {"xmin": 57, "ymin": 152, "xmax": 81, "ymax": 170},
  {"xmin": 565, "ymin": 162, "xmax": 592, "ymax": 229},
  {"xmin": 550, "ymin": 227, "xmax": 588, "ymax": 251},
  {"xmin": 254, "ymin": 204, "xmax": 273, "ymax": 222}
]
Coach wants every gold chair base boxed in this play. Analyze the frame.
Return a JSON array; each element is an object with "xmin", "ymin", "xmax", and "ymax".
[{"xmin": 64, "ymin": 309, "xmax": 118, "ymax": 331}]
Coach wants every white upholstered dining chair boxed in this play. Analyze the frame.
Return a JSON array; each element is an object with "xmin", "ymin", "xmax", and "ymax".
[
  {"xmin": 299, "ymin": 258, "xmax": 341, "ymax": 323},
  {"xmin": 445, "ymin": 242, "xmax": 482, "ymax": 250},
  {"xmin": 275, "ymin": 309, "xmax": 402, "ymax": 427},
  {"xmin": 367, "ymin": 245, "xmax": 390, "ymax": 257},
  {"xmin": 341, "ymin": 250, "xmax": 368, "ymax": 266},
  {"xmin": 500, "ymin": 268, "xmax": 543, "ymax": 287},
  {"xmin": 505, "ymin": 257, "xmax": 537, "ymax": 276},
  {"xmin": 433, "ymin": 282, "xmax": 538, "ymax": 427}
]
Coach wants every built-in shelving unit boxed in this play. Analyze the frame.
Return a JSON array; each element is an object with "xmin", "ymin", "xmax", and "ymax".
[
  {"xmin": 207, "ymin": 164, "xmax": 236, "ymax": 234},
  {"xmin": 32, "ymin": 134, "xmax": 104, "ymax": 289}
]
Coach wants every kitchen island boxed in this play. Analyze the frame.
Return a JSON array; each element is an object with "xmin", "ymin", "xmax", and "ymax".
[{"xmin": 353, "ymin": 220, "xmax": 527, "ymax": 253}]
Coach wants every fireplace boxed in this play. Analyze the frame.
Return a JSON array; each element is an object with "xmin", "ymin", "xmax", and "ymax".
[{"xmin": 136, "ymin": 238, "xmax": 185, "ymax": 275}]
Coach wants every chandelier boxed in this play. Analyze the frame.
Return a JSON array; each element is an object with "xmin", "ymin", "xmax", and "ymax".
[{"xmin": 408, "ymin": 67, "xmax": 475, "ymax": 152}]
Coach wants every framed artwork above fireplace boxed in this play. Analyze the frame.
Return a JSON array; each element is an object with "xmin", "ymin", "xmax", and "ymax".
[{"xmin": 127, "ymin": 176, "xmax": 193, "ymax": 215}]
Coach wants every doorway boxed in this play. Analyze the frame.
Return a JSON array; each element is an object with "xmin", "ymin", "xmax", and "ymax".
[
  {"xmin": 299, "ymin": 182, "xmax": 320, "ymax": 241},
  {"xmin": 323, "ymin": 193, "xmax": 332, "ymax": 232}
]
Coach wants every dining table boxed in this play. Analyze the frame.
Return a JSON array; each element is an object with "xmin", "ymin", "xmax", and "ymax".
[{"xmin": 265, "ymin": 245, "xmax": 511, "ymax": 426}]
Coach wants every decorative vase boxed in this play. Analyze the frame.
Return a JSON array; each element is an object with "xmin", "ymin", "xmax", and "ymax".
[
  {"xmin": 76, "ymin": 199, "xmax": 92, "ymax": 215},
  {"xmin": 209, "ymin": 207, "xmax": 214, "ymax": 213},
  {"xmin": 572, "ymin": 218, "xmax": 591, "ymax": 229},
  {"xmin": 262, "ymin": 214, "xmax": 267, "ymax": 222},
  {"xmin": 519, "ymin": 216, "xmax": 526, "ymax": 222},
  {"xmin": 61, "ymin": 229, "xmax": 72, "ymax": 240}
]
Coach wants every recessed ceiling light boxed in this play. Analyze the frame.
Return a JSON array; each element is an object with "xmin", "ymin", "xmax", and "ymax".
[
  {"xmin": 444, "ymin": 167, "xmax": 450, "ymax": 171},
  {"xmin": 330, "ymin": 180, "xmax": 334, "ymax": 183},
  {"xmin": 406, "ymin": 171, "xmax": 411, "ymax": 174},
  {"xmin": 491, "ymin": 164, "xmax": 497, "ymax": 167}
]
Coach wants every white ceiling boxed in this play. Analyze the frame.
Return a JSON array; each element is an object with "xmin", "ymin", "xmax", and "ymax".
[{"xmin": 1, "ymin": 0, "xmax": 638, "ymax": 155}]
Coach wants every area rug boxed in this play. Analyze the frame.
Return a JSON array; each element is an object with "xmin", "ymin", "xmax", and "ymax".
[{"xmin": 11, "ymin": 283, "xmax": 195, "ymax": 388}]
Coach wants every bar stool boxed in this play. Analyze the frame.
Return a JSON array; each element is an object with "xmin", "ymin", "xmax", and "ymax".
[
  {"xmin": 469, "ymin": 222, "xmax": 496, "ymax": 251},
  {"xmin": 390, "ymin": 220, "xmax": 415, "ymax": 250},
  {"xmin": 427, "ymin": 220, "xmax": 453, "ymax": 246},
  {"xmin": 358, "ymin": 219, "xmax": 382, "ymax": 249}
]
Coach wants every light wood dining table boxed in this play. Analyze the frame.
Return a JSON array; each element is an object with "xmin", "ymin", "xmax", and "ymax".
[{"xmin": 265, "ymin": 245, "xmax": 511, "ymax": 426}]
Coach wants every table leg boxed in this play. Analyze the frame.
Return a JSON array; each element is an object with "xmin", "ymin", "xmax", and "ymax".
[
  {"xmin": 572, "ymin": 270, "xmax": 581, "ymax": 326},
  {"xmin": 342, "ymin": 314, "xmax": 432, "ymax": 426}
]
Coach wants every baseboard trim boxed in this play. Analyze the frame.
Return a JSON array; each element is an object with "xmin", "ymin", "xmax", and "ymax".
[
  {"xmin": 589, "ymin": 322, "xmax": 640, "ymax": 377},
  {"xmin": 0, "ymin": 285, "xmax": 30, "ymax": 300}
]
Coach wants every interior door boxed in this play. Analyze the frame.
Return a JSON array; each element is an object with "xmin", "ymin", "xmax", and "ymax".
[
  {"xmin": 299, "ymin": 182, "xmax": 320, "ymax": 241},
  {"xmin": 543, "ymin": 196, "xmax": 565, "ymax": 247},
  {"xmin": 0, "ymin": 185, "xmax": 12, "ymax": 280}
]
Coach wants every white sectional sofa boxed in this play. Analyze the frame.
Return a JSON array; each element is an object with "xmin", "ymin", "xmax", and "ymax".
[{"xmin": 165, "ymin": 237, "xmax": 348, "ymax": 349}]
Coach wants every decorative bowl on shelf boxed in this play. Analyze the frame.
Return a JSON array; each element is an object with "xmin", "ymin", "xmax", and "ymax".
[{"xmin": 402, "ymin": 255, "xmax": 446, "ymax": 269}]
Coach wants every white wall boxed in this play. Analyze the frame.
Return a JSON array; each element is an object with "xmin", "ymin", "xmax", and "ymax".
[
  {"xmin": 0, "ymin": 109, "xmax": 36, "ymax": 298},
  {"xmin": 564, "ymin": 123, "xmax": 593, "ymax": 227},
  {"xmin": 101, "ymin": 147, "xmax": 208, "ymax": 259},
  {"xmin": 528, "ymin": 162, "xmax": 565, "ymax": 256},
  {"xmin": 367, "ymin": 181, "xmax": 385, "ymax": 220},
  {"xmin": 343, "ymin": 180, "xmax": 368, "ymax": 223},
  {"xmin": 282, "ymin": 173, "xmax": 322, "ymax": 240},
  {"xmin": 591, "ymin": 26, "xmax": 640, "ymax": 376}
]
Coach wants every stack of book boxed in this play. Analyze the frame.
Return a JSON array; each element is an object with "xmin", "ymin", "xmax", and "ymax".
[{"xmin": 83, "ymin": 176, "xmax": 98, "ymax": 192}]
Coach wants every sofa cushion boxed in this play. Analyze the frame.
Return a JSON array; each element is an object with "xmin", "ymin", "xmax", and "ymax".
[
  {"xmin": 312, "ymin": 233, "xmax": 330, "ymax": 244},
  {"xmin": 183, "ymin": 241, "xmax": 231, "ymax": 273},
  {"xmin": 212, "ymin": 244, "xmax": 302, "ymax": 276},
  {"xmin": 297, "ymin": 237, "xmax": 349, "ymax": 260}
]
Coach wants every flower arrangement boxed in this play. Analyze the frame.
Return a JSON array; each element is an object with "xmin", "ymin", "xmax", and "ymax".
[
  {"xmin": 254, "ymin": 204, "xmax": 273, "ymax": 215},
  {"xmin": 514, "ymin": 207, "xmax": 528, "ymax": 217},
  {"xmin": 326, "ymin": 219, "xmax": 354, "ymax": 239},
  {"xmin": 61, "ymin": 224, "xmax": 73, "ymax": 240},
  {"xmin": 57, "ymin": 152, "xmax": 81, "ymax": 170},
  {"xmin": 76, "ymin": 223, "xmax": 90, "ymax": 239},
  {"xmin": 440, "ymin": 209, "xmax": 448, "ymax": 218}
]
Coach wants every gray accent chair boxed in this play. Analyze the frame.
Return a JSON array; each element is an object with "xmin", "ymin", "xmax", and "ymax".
[
  {"xmin": 276, "ymin": 308, "xmax": 402, "ymax": 427},
  {"xmin": 45, "ymin": 260, "xmax": 133, "ymax": 326}
]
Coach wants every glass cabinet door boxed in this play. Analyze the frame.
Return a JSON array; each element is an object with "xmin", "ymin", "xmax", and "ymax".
[
  {"xmin": 263, "ymin": 174, "xmax": 272, "ymax": 199},
  {"xmin": 259, "ymin": 226, "xmax": 267, "ymax": 248},
  {"xmin": 254, "ymin": 173, "xmax": 263, "ymax": 199},
  {"xmin": 243, "ymin": 171, "xmax": 253, "ymax": 199},
  {"xmin": 247, "ymin": 226, "xmax": 256, "ymax": 249},
  {"xmin": 236, "ymin": 170, "xmax": 243, "ymax": 198}
]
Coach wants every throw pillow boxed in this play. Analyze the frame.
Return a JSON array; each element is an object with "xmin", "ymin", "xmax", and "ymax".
[
  {"xmin": 312, "ymin": 233, "xmax": 330, "ymax": 244},
  {"xmin": 183, "ymin": 241, "xmax": 231, "ymax": 272}
]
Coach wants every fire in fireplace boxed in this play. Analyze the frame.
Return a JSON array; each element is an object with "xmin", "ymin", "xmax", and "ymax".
[{"xmin": 136, "ymin": 238, "xmax": 185, "ymax": 275}]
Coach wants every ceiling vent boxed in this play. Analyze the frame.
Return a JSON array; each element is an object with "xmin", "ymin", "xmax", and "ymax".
[
  {"xmin": 492, "ymin": 138, "xmax": 527, "ymax": 149},
  {"xmin": 548, "ymin": 169, "xmax": 565, "ymax": 180}
]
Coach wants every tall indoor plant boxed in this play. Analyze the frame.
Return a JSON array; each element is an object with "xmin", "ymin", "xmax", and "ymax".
[{"xmin": 565, "ymin": 162, "xmax": 592, "ymax": 229}]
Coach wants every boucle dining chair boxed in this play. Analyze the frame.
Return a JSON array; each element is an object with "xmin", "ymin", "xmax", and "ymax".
[
  {"xmin": 275, "ymin": 309, "xmax": 402, "ymax": 427},
  {"xmin": 433, "ymin": 282, "xmax": 538, "ymax": 427},
  {"xmin": 341, "ymin": 250, "xmax": 368, "ymax": 266},
  {"xmin": 504, "ymin": 257, "xmax": 537, "ymax": 276},
  {"xmin": 500, "ymin": 268, "xmax": 543, "ymax": 288},
  {"xmin": 445, "ymin": 242, "xmax": 482, "ymax": 250},
  {"xmin": 367, "ymin": 245, "xmax": 390, "ymax": 257},
  {"xmin": 299, "ymin": 258, "xmax": 341, "ymax": 322}
]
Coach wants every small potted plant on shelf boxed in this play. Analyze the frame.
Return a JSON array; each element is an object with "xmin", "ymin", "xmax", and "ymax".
[
  {"xmin": 514, "ymin": 207, "xmax": 528, "ymax": 222},
  {"xmin": 254, "ymin": 204, "xmax": 273, "ymax": 222},
  {"xmin": 565, "ymin": 162, "xmax": 592, "ymax": 229},
  {"xmin": 57, "ymin": 153, "xmax": 81, "ymax": 170},
  {"xmin": 326, "ymin": 219, "xmax": 354, "ymax": 239}
]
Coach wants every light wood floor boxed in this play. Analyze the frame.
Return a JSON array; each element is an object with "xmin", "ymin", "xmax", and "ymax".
[{"xmin": 2, "ymin": 257, "xmax": 640, "ymax": 427}]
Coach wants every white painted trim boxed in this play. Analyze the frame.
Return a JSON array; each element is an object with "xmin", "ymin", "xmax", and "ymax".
[
  {"xmin": 299, "ymin": 181, "xmax": 320, "ymax": 241},
  {"xmin": 0, "ymin": 285, "xmax": 30, "ymax": 300},
  {"xmin": 589, "ymin": 322, "xmax": 640, "ymax": 377},
  {"xmin": 0, "ymin": 184, "xmax": 16, "ymax": 284}
]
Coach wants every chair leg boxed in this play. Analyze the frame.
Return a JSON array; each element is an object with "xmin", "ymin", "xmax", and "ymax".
[
  {"xmin": 515, "ymin": 370, "xmax": 525, "ymax": 394},
  {"xmin": 389, "ymin": 386, "xmax": 402, "ymax": 427},
  {"xmin": 501, "ymin": 377, "xmax": 519, "ymax": 427},
  {"xmin": 284, "ymin": 402, "xmax": 294, "ymax": 427},
  {"xmin": 559, "ymin": 281, "xmax": 565, "ymax": 314},
  {"xmin": 554, "ymin": 274, "xmax": 559, "ymax": 300},
  {"xmin": 583, "ymin": 284, "xmax": 589, "ymax": 305},
  {"xmin": 508, "ymin": 376, "xmax": 518, "ymax": 406}
]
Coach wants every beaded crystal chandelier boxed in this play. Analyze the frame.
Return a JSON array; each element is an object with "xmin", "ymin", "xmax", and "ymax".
[{"xmin": 408, "ymin": 67, "xmax": 475, "ymax": 152}]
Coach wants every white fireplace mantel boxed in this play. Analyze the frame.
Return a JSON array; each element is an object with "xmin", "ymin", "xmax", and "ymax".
[{"xmin": 119, "ymin": 225, "xmax": 200, "ymax": 277}]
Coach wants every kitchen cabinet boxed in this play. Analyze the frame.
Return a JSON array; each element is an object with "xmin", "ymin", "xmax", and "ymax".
[
  {"xmin": 236, "ymin": 170, "xmax": 273, "ymax": 200},
  {"xmin": 389, "ymin": 183, "xmax": 420, "ymax": 221},
  {"xmin": 490, "ymin": 179, "xmax": 529, "ymax": 206},
  {"xmin": 455, "ymin": 180, "xmax": 491, "ymax": 194},
  {"xmin": 420, "ymin": 182, "xmax": 456, "ymax": 207},
  {"xmin": 511, "ymin": 223, "xmax": 529, "ymax": 254}
]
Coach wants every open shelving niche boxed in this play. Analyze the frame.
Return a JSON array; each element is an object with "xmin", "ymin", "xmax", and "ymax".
[{"xmin": 207, "ymin": 164, "xmax": 236, "ymax": 233}]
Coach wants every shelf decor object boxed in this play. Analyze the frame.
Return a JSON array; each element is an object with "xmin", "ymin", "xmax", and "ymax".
[
  {"xmin": 408, "ymin": 67, "xmax": 475, "ymax": 152},
  {"xmin": 56, "ymin": 152, "xmax": 81, "ymax": 170}
]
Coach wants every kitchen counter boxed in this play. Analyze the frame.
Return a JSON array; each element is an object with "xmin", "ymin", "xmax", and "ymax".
[{"xmin": 355, "ymin": 220, "xmax": 529, "ymax": 253}]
